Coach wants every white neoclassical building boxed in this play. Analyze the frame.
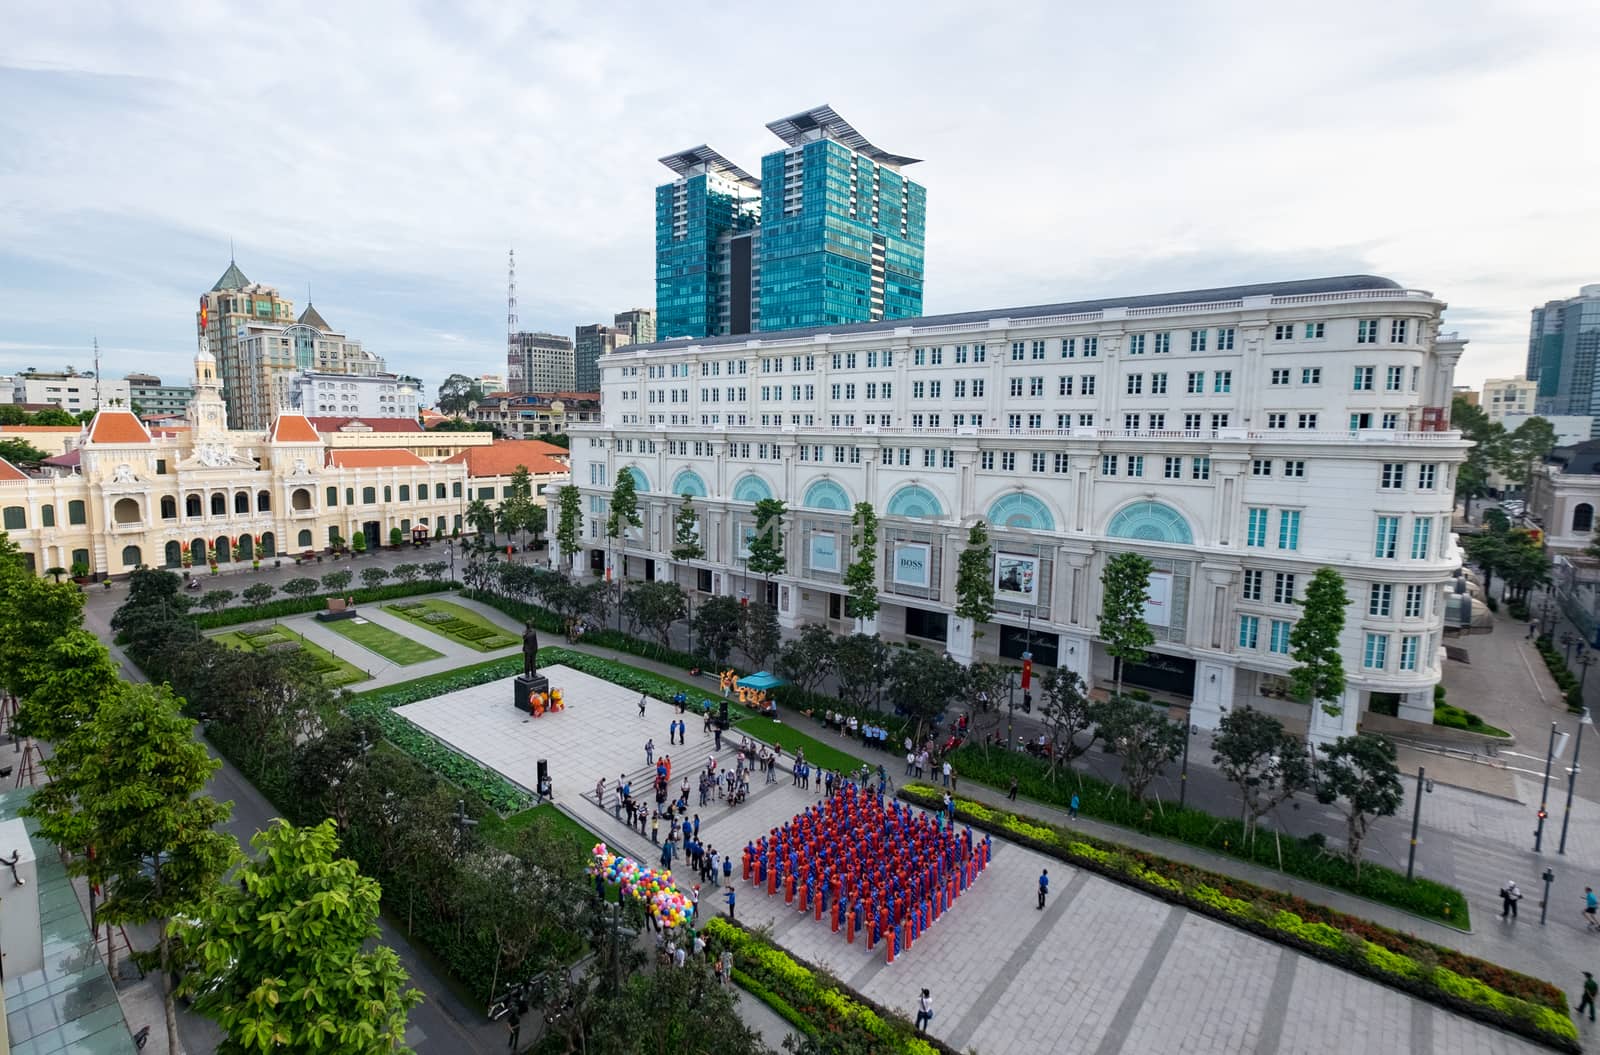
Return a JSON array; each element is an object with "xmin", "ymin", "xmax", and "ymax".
[{"xmin": 567, "ymin": 275, "xmax": 1470, "ymax": 741}]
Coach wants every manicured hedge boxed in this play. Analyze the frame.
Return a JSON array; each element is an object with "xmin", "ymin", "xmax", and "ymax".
[
  {"xmin": 345, "ymin": 698, "xmax": 531, "ymax": 813},
  {"xmin": 191, "ymin": 580, "xmax": 454, "ymax": 628},
  {"xmin": 704, "ymin": 918, "xmax": 952, "ymax": 1055},
  {"xmin": 898, "ymin": 786, "xmax": 1576, "ymax": 1053},
  {"xmin": 1535, "ymin": 638, "xmax": 1587, "ymax": 712},
  {"xmin": 948, "ymin": 744, "xmax": 1470, "ymax": 928}
]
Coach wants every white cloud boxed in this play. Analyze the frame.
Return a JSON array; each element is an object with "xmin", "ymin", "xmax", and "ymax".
[{"xmin": 1, "ymin": 0, "xmax": 1596, "ymax": 395}]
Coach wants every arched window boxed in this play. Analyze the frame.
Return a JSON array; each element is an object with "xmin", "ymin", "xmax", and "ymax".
[
  {"xmin": 234, "ymin": 491, "xmax": 250, "ymax": 514},
  {"xmin": 186, "ymin": 494, "xmax": 202, "ymax": 518},
  {"xmin": 164, "ymin": 541, "xmax": 182, "ymax": 567},
  {"xmin": 435, "ymin": 483, "xmax": 447, "ymax": 499},
  {"xmin": 885, "ymin": 485, "xmax": 945, "ymax": 520},
  {"xmin": 292, "ymin": 488, "xmax": 312, "ymax": 511},
  {"xmin": 671, "ymin": 470, "xmax": 708, "ymax": 498},
  {"xmin": 625, "ymin": 467, "xmax": 649, "ymax": 493},
  {"xmin": 1105, "ymin": 501, "xmax": 1195, "ymax": 545},
  {"xmin": 257, "ymin": 490, "xmax": 271, "ymax": 512},
  {"xmin": 210, "ymin": 493, "xmax": 226, "ymax": 517},
  {"xmin": 113, "ymin": 497, "xmax": 141, "ymax": 524},
  {"xmin": 189, "ymin": 538, "xmax": 206, "ymax": 564},
  {"xmin": 120, "ymin": 545, "xmax": 141, "ymax": 568},
  {"xmin": 260, "ymin": 532, "xmax": 275, "ymax": 557},
  {"xmin": 1575, "ymin": 504, "xmax": 1594, "ymax": 534},
  {"xmin": 213, "ymin": 536, "xmax": 231, "ymax": 562},
  {"xmin": 326, "ymin": 486, "xmax": 338, "ymax": 507},
  {"xmin": 731, "ymin": 474, "xmax": 773, "ymax": 504},
  {"xmin": 237, "ymin": 535, "xmax": 254, "ymax": 560},
  {"xmin": 399, "ymin": 485, "xmax": 411, "ymax": 501},
  {"xmin": 987, "ymin": 492, "xmax": 1056, "ymax": 532},
  {"xmin": 160, "ymin": 496, "xmax": 177, "ymax": 520},
  {"xmin": 363, "ymin": 487, "xmax": 376, "ymax": 504},
  {"xmin": 384, "ymin": 486, "xmax": 392, "ymax": 503},
  {"xmin": 802, "ymin": 479, "xmax": 850, "ymax": 511},
  {"xmin": 297, "ymin": 529, "xmax": 313, "ymax": 548}
]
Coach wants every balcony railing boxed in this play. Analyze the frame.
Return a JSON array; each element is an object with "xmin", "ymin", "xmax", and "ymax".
[{"xmin": 614, "ymin": 422, "xmax": 1466, "ymax": 445}]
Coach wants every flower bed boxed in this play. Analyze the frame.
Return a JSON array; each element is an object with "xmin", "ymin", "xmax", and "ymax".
[
  {"xmin": 948, "ymin": 744, "xmax": 1469, "ymax": 928},
  {"xmin": 897, "ymin": 786, "xmax": 1577, "ymax": 1052},
  {"xmin": 191, "ymin": 580, "xmax": 454, "ymax": 629},
  {"xmin": 703, "ymin": 918, "xmax": 953, "ymax": 1055}
]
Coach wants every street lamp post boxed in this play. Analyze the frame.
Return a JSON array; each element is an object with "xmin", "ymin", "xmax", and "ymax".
[
  {"xmin": 1580, "ymin": 650, "xmax": 1596, "ymax": 700},
  {"xmin": 1560, "ymin": 709, "xmax": 1592, "ymax": 855},
  {"xmin": 1535, "ymin": 722, "xmax": 1559, "ymax": 852},
  {"xmin": 1563, "ymin": 632, "xmax": 1579, "ymax": 666},
  {"xmin": 1539, "ymin": 597, "xmax": 1555, "ymax": 639},
  {"xmin": 1406, "ymin": 766, "xmax": 1431, "ymax": 880}
]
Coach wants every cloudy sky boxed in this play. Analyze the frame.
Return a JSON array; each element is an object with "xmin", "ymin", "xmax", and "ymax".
[{"xmin": 2, "ymin": 0, "xmax": 1596, "ymax": 400}]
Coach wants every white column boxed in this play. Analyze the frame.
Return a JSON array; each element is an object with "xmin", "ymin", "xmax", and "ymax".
[
  {"xmin": 947, "ymin": 616, "xmax": 976, "ymax": 665},
  {"xmin": 852, "ymin": 613, "xmax": 880, "ymax": 637},
  {"xmin": 1059, "ymin": 629, "xmax": 1092, "ymax": 685},
  {"xmin": 1191, "ymin": 658, "xmax": 1236, "ymax": 731},
  {"xmin": 777, "ymin": 581, "xmax": 801, "ymax": 629},
  {"xmin": 1397, "ymin": 689, "xmax": 1433, "ymax": 724},
  {"xmin": 1307, "ymin": 687, "xmax": 1362, "ymax": 745}
]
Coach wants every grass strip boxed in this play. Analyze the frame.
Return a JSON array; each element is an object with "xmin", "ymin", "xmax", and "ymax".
[
  {"xmin": 211, "ymin": 626, "xmax": 370, "ymax": 687},
  {"xmin": 383, "ymin": 599, "xmax": 519, "ymax": 652},
  {"xmin": 898, "ymin": 785, "xmax": 1576, "ymax": 1053},
  {"xmin": 325, "ymin": 617, "xmax": 444, "ymax": 665}
]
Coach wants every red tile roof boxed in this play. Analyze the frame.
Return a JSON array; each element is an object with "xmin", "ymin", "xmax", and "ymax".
[
  {"xmin": 0, "ymin": 425, "xmax": 83, "ymax": 433},
  {"xmin": 444, "ymin": 441, "xmax": 570, "ymax": 478},
  {"xmin": 268, "ymin": 414, "xmax": 321, "ymax": 443},
  {"xmin": 85, "ymin": 410, "xmax": 152, "ymax": 445},
  {"xmin": 307, "ymin": 416, "xmax": 422, "ymax": 433},
  {"xmin": 0, "ymin": 457, "xmax": 29, "ymax": 481},
  {"xmin": 41, "ymin": 449, "xmax": 80, "ymax": 468},
  {"xmin": 326, "ymin": 449, "xmax": 428, "ymax": 469}
]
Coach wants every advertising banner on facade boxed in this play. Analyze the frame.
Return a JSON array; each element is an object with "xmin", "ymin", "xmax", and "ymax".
[
  {"xmin": 994, "ymin": 552, "xmax": 1039, "ymax": 603},
  {"xmin": 810, "ymin": 531, "xmax": 838, "ymax": 572},
  {"xmin": 892, "ymin": 542, "xmax": 931, "ymax": 588}
]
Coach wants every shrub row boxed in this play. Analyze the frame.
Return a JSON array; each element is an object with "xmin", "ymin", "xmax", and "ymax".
[
  {"xmin": 703, "ymin": 918, "xmax": 951, "ymax": 1055},
  {"xmin": 191, "ymin": 580, "xmax": 453, "ymax": 629},
  {"xmin": 1534, "ymin": 638, "xmax": 1587, "ymax": 712},
  {"xmin": 344, "ymin": 698, "xmax": 531, "ymax": 813},
  {"xmin": 896, "ymin": 786, "xmax": 1576, "ymax": 1052},
  {"xmin": 1433, "ymin": 703, "xmax": 1511, "ymax": 738},
  {"xmin": 947, "ymin": 744, "xmax": 1470, "ymax": 928}
]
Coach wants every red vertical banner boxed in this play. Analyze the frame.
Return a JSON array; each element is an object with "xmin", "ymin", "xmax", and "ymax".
[{"xmin": 1021, "ymin": 657, "xmax": 1033, "ymax": 690}]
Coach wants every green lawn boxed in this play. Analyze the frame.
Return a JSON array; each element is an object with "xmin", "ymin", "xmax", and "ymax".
[
  {"xmin": 481, "ymin": 803, "xmax": 600, "ymax": 867},
  {"xmin": 737, "ymin": 715, "xmax": 867, "ymax": 774},
  {"xmin": 382, "ymin": 599, "xmax": 520, "ymax": 652},
  {"xmin": 211, "ymin": 626, "xmax": 371, "ymax": 688},
  {"xmin": 325, "ymin": 617, "xmax": 444, "ymax": 666}
]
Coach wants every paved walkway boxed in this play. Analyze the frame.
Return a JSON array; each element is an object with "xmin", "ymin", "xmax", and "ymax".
[{"xmin": 401, "ymin": 664, "xmax": 1549, "ymax": 1055}]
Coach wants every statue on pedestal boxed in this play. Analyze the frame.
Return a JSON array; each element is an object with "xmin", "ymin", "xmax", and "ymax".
[{"xmin": 523, "ymin": 623, "xmax": 540, "ymax": 678}]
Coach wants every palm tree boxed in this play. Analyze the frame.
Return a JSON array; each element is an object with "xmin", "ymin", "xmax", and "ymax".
[{"xmin": 466, "ymin": 498, "xmax": 496, "ymax": 543}]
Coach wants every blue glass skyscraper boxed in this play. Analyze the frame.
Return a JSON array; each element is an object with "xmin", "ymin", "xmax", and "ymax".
[{"xmin": 653, "ymin": 107, "xmax": 926, "ymax": 340}]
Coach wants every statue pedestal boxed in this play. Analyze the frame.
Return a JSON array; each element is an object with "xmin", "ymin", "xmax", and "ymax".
[{"xmin": 514, "ymin": 674, "xmax": 550, "ymax": 714}]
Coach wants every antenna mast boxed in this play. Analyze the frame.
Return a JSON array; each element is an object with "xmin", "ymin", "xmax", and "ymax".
[
  {"xmin": 93, "ymin": 336, "xmax": 102, "ymax": 410},
  {"xmin": 507, "ymin": 248, "xmax": 518, "ymax": 338}
]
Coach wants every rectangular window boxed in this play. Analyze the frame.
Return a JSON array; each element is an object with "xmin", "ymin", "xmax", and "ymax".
[
  {"xmin": 1363, "ymin": 633, "xmax": 1389, "ymax": 670},
  {"xmin": 68, "ymin": 500, "xmax": 86, "ymax": 525},
  {"xmin": 1154, "ymin": 332, "xmax": 1171, "ymax": 354},
  {"xmin": 1054, "ymin": 452, "xmax": 1070, "ymax": 473},
  {"xmin": 1297, "ymin": 413, "xmax": 1318, "ymax": 430},
  {"xmin": 1353, "ymin": 366, "xmax": 1374, "ymax": 391},
  {"xmin": 1278, "ymin": 510, "xmax": 1300, "ymax": 550},
  {"xmin": 1125, "ymin": 413, "xmax": 1141, "ymax": 431},
  {"xmin": 1127, "ymin": 454, "xmax": 1145, "ymax": 477},
  {"xmin": 1059, "ymin": 375, "xmax": 1073, "ymax": 396},
  {"xmin": 980, "ymin": 451, "xmax": 994, "ymax": 470},
  {"xmin": 923, "ymin": 449, "xmax": 936, "ymax": 467},
  {"xmin": 1418, "ymin": 464, "xmax": 1437, "ymax": 490},
  {"xmin": 1010, "ymin": 342, "xmax": 1025, "ymax": 361},
  {"xmin": 1100, "ymin": 454, "xmax": 1118, "ymax": 476},
  {"xmin": 1008, "ymin": 413, "xmax": 1022, "ymax": 430},
  {"xmin": 1210, "ymin": 414, "xmax": 1229, "ymax": 429},
  {"xmin": 1186, "ymin": 371, "xmax": 1205, "ymax": 393},
  {"xmin": 1247, "ymin": 508, "xmax": 1268, "ymax": 547},
  {"xmin": 1357, "ymin": 319, "xmax": 1380, "ymax": 344},
  {"xmin": 1078, "ymin": 413, "xmax": 1094, "ymax": 426},
  {"xmin": 1029, "ymin": 376, "xmax": 1043, "ymax": 397},
  {"xmin": 1242, "ymin": 569, "xmax": 1263, "ymax": 601},
  {"xmin": 1380, "ymin": 463, "xmax": 1405, "ymax": 489},
  {"xmin": 1149, "ymin": 412, "xmax": 1166, "ymax": 430},
  {"xmin": 1385, "ymin": 366, "xmax": 1404, "ymax": 391},
  {"xmin": 1213, "ymin": 370, "xmax": 1232, "ymax": 393},
  {"xmin": 1009, "ymin": 378, "xmax": 1023, "ymax": 397},
  {"xmin": 1217, "ymin": 327, "xmax": 1235, "ymax": 350},
  {"xmin": 1410, "ymin": 516, "xmax": 1433, "ymax": 560},
  {"xmin": 1301, "ymin": 367, "xmax": 1321, "ymax": 385},
  {"xmin": 1252, "ymin": 458, "xmax": 1272, "ymax": 476},
  {"xmin": 1273, "ymin": 572, "xmax": 1296, "ymax": 605},
  {"xmin": 1304, "ymin": 321, "xmax": 1325, "ymax": 339},
  {"xmin": 1001, "ymin": 452, "xmax": 1016, "ymax": 471},
  {"xmin": 1284, "ymin": 460, "xmax": 1306, "ymax": 478},
  {"xmin": 1390, "ymin": 319, "xmax": 1409, "ymax": 343},
  {"xmin": 972, "ymin": 379, "xmax": 984, "ymax": 398},
  {"xmin": 954, "ymin": 379, "xmax": 966, "ymax": 398},
  {"xmin": 912, "ymin": 381, "xmax": 925, "ymax": 399},
  {"xmin": 930, "ymin": 380, "xmax": 942, "ymax": 398},
  {"xmin": 1192, "ymin": 456, "xmax": 1211, "ymax": 480},
  {"xmin": 1190, "ymin": 329, "xmax": 1208, "ymax": 352},
  {"xmin": 1404, "ymin": 584, "xmax": 1425, "ymax": 618},
  {"xmin": 1369, "ymin": 583, "xmax": 1393, "ymax": 616},
  {"xmin": 1266, "ymin": 413, "xmax": 1287, "ymax": 429},
  {"xmin": 1081, "ymin": 375, "xmax": 1096, "ymax": 395},
  {"xmin": 1239, "ymin": 615, "xmax": 1260, "ymax": 649},
  {"xmin": 1127, "ymin": 334, "xmax": 1146, "ymax": 355},
  {"xmin": 1164, "ymin": 456, "xmax": 1182, "ymax": 479},
  {"xmin": 1270, "ymin": 368, "xmax": 1290, "ymax": 385},
  {"xmin": 1273, "ymin": 324, "xmax": 1295, "ymax": 341},
  {"xmin": 1030, "ymin": 451, "xmax": 1045, "ymax": 472},
  {"xmin": 1184, "ymin": 412, "xmax": 1202, "ymax": 431},
  {"xmin": 1126, "ymin": 374, "xmax": 1143, "ymax": 395},
  {"xmin": 1083, "ymin": 337, "xmax": 1098, "ymax": 358},
  {"xmin": 932, "ymin": 348, "xmax": 944, "ymax": 365},
  {"xmin": 970, "ymin": 346, "xmax": 982, "ymax": 363},
  {"xmin": 1150, "ymin": 372, "xmax": 1168, "ymax": 394},
  {"xmin": 1374, "ymin": 515, "xmax": 1400, "ymax": 559},
  {"xmin": 1269, "ymin": 620, "xmax": 1292, "ymax": 654},
  {"xmin": 1399, "ymin": 635, "xmax": 1420, "ymax": 671},
  {"xmin": 1061, "ymin": 338, "xmax": 1075, "ymax": 358}
]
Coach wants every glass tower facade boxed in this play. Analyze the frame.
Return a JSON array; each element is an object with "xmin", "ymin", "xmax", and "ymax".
[
  {"xmin": 655, "ymin": 163, "xmax": 760, "ymax": 341},
  {"xmin": 756, "ymin": 138, "xmax": 926, "ymax": 332},
  {"xmin": 1530, "ymin": 284, "xmax": 1600, "ymax": 435}
]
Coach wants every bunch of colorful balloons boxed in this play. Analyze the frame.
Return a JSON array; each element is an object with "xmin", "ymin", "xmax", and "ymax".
[{"xmin": 589, "ymin": 843, "xmax": 694, "ymax": 929}]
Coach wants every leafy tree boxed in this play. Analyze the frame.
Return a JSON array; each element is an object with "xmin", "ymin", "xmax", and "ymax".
[
  {"xmin": 388, "ymin": 526, "xmax": 403, "ymax": 547},
  {"xmin": 1096, "ymin": 695, "xmax": 1185, "ymax": 802},
  {"xmin": 671, "ymin": 494, "xmax": 703, "ymax": 563},
  {"xmin": 1497, "ymin": 416, "xmax": 1557, "ymax": 495},
  {"xmin": 606, "ymin": 469, "xmax": 642, "ymax": 625},
  {"xmin": 775, "ymin": 623, "xmax": 837, "ymax": 696},
  {"xmin": 426, "ymin": 416, "xmax": 495, "ymax": 434},
  {"xmin": 420, "ymin": 560, "xmax": 448, "ymax": 582},
  {"xmin": 886, "ymin": 647, "xmax": 964, "ymax": 741},
  {"xmin": 32, "ymin": 682, "xmax": 235, "ymax": 1051},
  {"xmin": 1497, "ymin": 530, "xmax": 1551, "ymax": 602},
  {"xmin": 241, "ymin": 582, "xmax": 275, "ymax": 607},
  {"xmin": 526, "ymin": 503, "xmax": 548, "ymax": 548},
  {"xmin": 745, "ymin": 498, "xmax": 787, "ymax": 583},
  {"xmin": 392, "ymin": 562, "xmax": 421, "ymax": 584},
  {"xmin": 351, "ymin": 531, "xmax": 367, "ymax": 555},
  {"xmin": 320, "ymin": 569, "xmax": 354, "ymax": 594},
  {"xmin": 1313, "ymin": 732, "xmax": 1406, "ymax": 877},
  {"xmin": 1099, "ymin": 552, "xmax": 1155, "ymax": 698},
  {"xmin": 833, "ymin": 633, "xmax": 890, "ymax": 713},
  {"xmin": 737, "ymin": 601, "xmax": 782, "ymax": 669},
  {"xmin": 692, "ymin": 596, "xmax": 743, "ymax": 667},
  {"xmin": 1036, "ymin": 667, "xmax": 1101, "ymax": 777},
  {"xmin": 1482, "ymin": 507, "xmax": 1510, "ymax": 534},
  {"xmin": 1452, "ymin": 396, "xmax": 1504, "ymax": 519},
  {"xmin": 0, "ymin": 554, "xmax": 86, "ymax": 700},
  {"xmin": 200, "ymin": 588, "xmax": 235, "ymax": 613},
  {"xmin": 14, "ymin": 629, "xmax": 122, "ymax": 742},
  {"xmin": 1461, "ymin": 530, "xmax": 1508, "ymax": 596},
  {"xmin": 0, "ymin": 436, "xmax": 49, "ymax": 467},
  {"xmin": 1289, "ymin": 567, "xmax": 1349, "ymax": 717},
  {"xmin": 466, "ymin": 498, "xmax": 496, "ymax": 541},
  {"xmin": 436, "ymin": 373, "xmax": 487, "ymax": 415},
  {"xmin": 179, "ymin": 819, "xmax": 422, "ymax": 1053},
  {"xmin": 843, "ymin": 501, "xmax": 880, "ymax": 625},
  {"xmin": 625, "ymin": 580, "xmax": 686, "ymax": 646},
  {"xmin": 555, "ymin": 484, "xmax": 583, "ymax": 569},
  {"xmin": 30, "ymin": 407, "xmax": 77, "ymax": 426},
  {"xmin": 962, "ymin": 661, "xmax": 1013, "ymax": 758},
  {"xmin": 360, "ymin": 566, "xmax": 391, "ymax": 590},
  {"xmin": 953, "ymin": 520, "xmax": 995, "ymax": 630},
  {"xmin": 282, "ymin": 576, "xmax": 320, "ymax": 599},
  {"xmin": 1212, "ymin": 706, "xmax": 1313, "ymax": 838}
]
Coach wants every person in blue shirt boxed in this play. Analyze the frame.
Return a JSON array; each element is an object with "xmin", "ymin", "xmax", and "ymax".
[
  {"xmin": 1037, "ymin": 868, "xmax": 1049, "ymax": 910},
  {"xmin": 724, "ymin": 885, "xmax": 737, "ymax": 919},
  {"xmin": 1586, "ymin": 886, "xmax": 1599, "ymax": 930}
]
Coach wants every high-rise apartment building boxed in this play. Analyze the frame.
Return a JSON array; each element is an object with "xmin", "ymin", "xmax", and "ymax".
[
  {"xmin": 197, "ymin": 261, "xmax": 296, "ymax": 428},
  {"xmin": 1530, "ymin": 285, "xmax": 1600, "ymax": 433},
  {"xmin": 614, "ymin": 308, "xmax": 657, "ymax": 346},
  {"xmin": 12, "ymin": 369, "xmax": 131, "ymax": 411},
  {"xmin": 654, "ymin": 107, "xmax": 927, "ymax": 341},
  {"xmin": 1481, "ymin": 377, "xmax": 1536, "ymax": 422},
  {"xmin": 124, "ymin": 373, "xmax": 194, "ymax": 416},
  {"xmin": 757, "ymin": 106, "xmax": 927, "ymax": 331},
  {"xmin": 508, "ymin": 332, "xmax": 575, "ymax": 393},
  {"xmin": 291, "ymin": 371, "xmax": 418, "ymax": 419},
  {"xmin": 574, "ymin": 324, "xmax": 631, "ymax": 393}
]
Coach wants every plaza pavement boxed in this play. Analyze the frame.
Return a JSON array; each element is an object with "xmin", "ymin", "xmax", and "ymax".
[{"xmin": 399, "ymin": 664, "xmax": 1549, "ymax": 1055}]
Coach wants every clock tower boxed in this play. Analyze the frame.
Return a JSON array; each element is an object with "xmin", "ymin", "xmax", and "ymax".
[{"xmin": 189, "ymin": 341, "xmax": 229, "ymax": 442}]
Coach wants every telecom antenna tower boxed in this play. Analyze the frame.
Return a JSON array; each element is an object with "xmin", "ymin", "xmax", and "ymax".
[{"xmin": 507, "ymin": 248, "xmax": 518, "ymax": 339}]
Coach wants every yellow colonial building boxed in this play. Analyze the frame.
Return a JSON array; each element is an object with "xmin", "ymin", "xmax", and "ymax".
[{"xmin": 0, "ymin": 349, "xmax": 566, "ymax": 577}]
